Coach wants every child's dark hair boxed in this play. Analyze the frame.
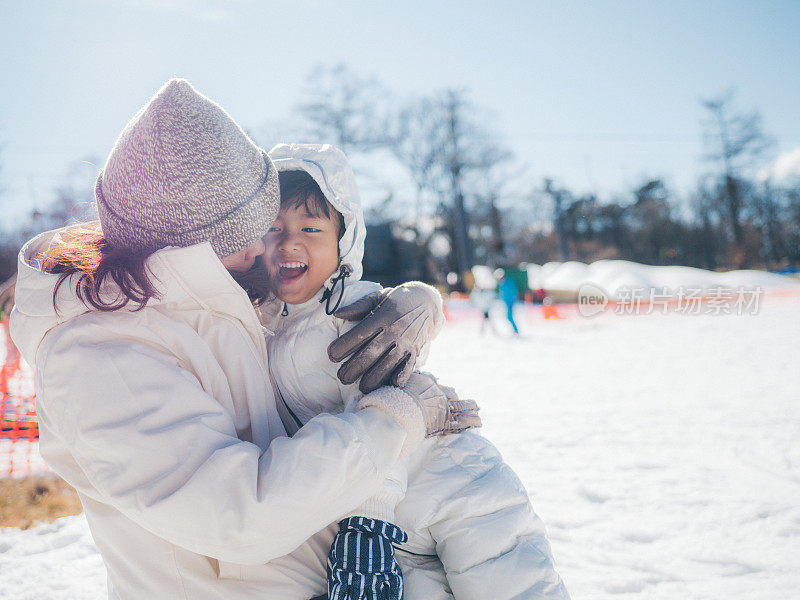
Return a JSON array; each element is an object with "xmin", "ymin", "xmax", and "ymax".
[{"xmin": 278, "ymin": 170, "xmax": 345, "ymax": 240}]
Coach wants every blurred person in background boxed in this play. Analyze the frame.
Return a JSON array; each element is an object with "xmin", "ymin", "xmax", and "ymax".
[{"xmin": 496, "ymin": 268, "xmax": 521, "ymax": 335}]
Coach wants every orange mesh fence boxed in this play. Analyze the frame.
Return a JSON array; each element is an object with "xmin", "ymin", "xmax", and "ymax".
[{"xmin": 1, "ymin": 317, "xmax": 45, "ymax": 477}]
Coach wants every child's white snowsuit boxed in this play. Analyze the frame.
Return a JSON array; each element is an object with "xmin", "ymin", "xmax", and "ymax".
[{"xmin": 265, "ymin": 144, "xmax": 569, "ymax": 600}]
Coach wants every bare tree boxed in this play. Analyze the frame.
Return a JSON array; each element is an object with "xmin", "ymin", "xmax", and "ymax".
[
  {"xmin": 0, "ymin": 140, "xmax": 5, "ymax": 203},
  {"xmin": 390, "ymin": 97, "xmax": 450, "ymax": 217},
  {"xmin": 464, "ymin": 134, "xmax": 516, "ymax": 268},
  {"xmin": 786, "ymin": 185, "xmax": 800, "ymax": 263},
  {"xmin": 443, "ymin": 90, "xmax": 475, "ymax": 278},
  {"xmin": 389, "ymin": 89, "xmax": 514, "ymax": 284},
  {"xmin": 0, "ymin": 142, "xmax": 18, "ymax": 285},
  {"xmin": 386, "ymin": 100, "xmax": 450, "ymax": 283},
  {"xmin": 701, "ymin": 90, "xmax": 772, "ymax": 267},
  {"xmin": 628, "ymin": 179, "xmax": 678, "ymax": 264},
  {"xmin": 752, "ymin": 180, "xmax": 788, "ymax": 264},
  {"xmin": 298, "ymin": 63, "xmax": 392, "ymax": 153},
  {"xmin": 543, "ymin": 179, "xmax": 570, "ymax": 262}
]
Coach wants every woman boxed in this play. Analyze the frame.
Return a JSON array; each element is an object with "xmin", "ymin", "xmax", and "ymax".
[{"xmin": 10, "ymin": 79, "xmax": 478, "ymax": 599}]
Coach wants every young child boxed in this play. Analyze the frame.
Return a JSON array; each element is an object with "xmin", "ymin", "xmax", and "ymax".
[{"xmin": 263, "ymin": 143, "xmax": 569, "ymax": 600}]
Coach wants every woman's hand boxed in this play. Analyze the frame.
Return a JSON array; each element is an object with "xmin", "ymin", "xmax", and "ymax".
[{"xmin": 328, "ymin": 281, "xmax": 444, "ymax": 393}]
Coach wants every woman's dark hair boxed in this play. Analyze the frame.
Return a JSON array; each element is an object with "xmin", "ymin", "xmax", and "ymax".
[
  {"xmin": 40, "ymin": 224, "xmax": 160, "ymax": 312},
  {"xmin": 40, "ymin": 222, "xmax": 271, "ymax": 311},
  {"xmin": 229, "ymin": 256, "xmax": 271, "ymax": 306},
  {"xmin": 278, "ymin": 170, "xmax": 345, "ymax": 240}
]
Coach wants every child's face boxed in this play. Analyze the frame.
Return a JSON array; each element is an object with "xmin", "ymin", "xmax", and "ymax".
[{"xmin": 263, "ymin": 203, "xmax": 341, "ymax": 304}]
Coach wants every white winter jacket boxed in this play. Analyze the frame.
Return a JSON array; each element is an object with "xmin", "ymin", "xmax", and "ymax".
[
  {"xmin": 10, "ymin": 226, "xmax": 415, "ymax": 600},
  {"xmin": 265, "ymin": 144, "xmax": 570, "ymax": 600}
]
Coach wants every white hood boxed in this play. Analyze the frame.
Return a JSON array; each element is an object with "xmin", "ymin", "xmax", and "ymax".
[{"xmin": 267, "ymin": 144, "xmax": 366, "ymax": 286}]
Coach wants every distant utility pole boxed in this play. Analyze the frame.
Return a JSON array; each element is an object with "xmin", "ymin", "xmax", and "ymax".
[
  {"xmin": 544, "ymin": 178, "xmax": 569, "ymax": 262},
  {"xmin": 446, "ymin": 90, "xmax": 474, "ymax": 279}
]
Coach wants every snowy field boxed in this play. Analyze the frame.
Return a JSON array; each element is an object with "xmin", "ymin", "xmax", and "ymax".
[
  {"xmin": 1, "ymin": 295, "xmax": 799, "ymax": 599},
  {"xmin": 432, "ymin": 296, "xmax": 800, "ymax": 600}
]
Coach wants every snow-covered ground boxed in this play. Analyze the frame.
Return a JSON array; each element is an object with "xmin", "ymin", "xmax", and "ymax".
[
  {"xmin": 432, "ymin": 295, "xmax": 800, "ymax": 600},
  {"xmin": 2, "ymin": 295, "xmax": 799, "ymax": 599}
]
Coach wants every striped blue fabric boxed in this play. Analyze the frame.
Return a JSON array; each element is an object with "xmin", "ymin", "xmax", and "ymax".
[{"xmin": 327, "ymin": 517, "xmax": 408, "ymax": 600}]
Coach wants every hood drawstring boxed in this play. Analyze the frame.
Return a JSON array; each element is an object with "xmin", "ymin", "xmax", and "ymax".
[{"xmin": 321, "ymin": 264, "xmax": 352, "ymax": 315}]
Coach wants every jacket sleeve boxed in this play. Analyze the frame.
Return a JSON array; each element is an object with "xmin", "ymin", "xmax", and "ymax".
[
  {"xmin": 37, "ymin": 322, "xmax": 407, "ymax": 565},
  {"xmin": 423, "ymin": 434, "xmax": 570, "ymax": 600},
  {"xmin": 334, "ymin": 281, "xmax": 410, "ymax": 522}
]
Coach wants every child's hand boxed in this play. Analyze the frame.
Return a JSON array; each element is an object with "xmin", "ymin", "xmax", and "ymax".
[
  {"xmin": 402, "ymin": 372, "xmax": 482, "ymax": 436},
  {"xmin": 358, "ymin": 372, "xmax": 481, "ymax": 456},
  {"xmin": 328, "ymin": 282, "xmax": 444, "ymax": 393}
]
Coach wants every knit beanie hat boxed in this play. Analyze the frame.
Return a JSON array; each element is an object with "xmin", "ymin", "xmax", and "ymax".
[{"xmin": 95, "ymin": 78, "xmax": 279, "ymax": 258}]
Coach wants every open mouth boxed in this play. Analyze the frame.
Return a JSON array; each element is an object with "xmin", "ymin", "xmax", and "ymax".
[{"xmin": 278, "ymin": 260, "xmax": 308, "ymax": 282}]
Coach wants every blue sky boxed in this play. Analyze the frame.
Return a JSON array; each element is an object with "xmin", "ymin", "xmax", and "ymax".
[{"xmin": 1, "ymin": 0, "xmax": 799, "ymax": 223}]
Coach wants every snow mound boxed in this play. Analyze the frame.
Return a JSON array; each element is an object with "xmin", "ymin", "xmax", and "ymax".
[
  {"xmin": 470, "ymin": 265, "xmax": 497, "ymax": 289},
  {"xmin": 528, "ymin": 260, "xmax": 800, "ymax": 297}
]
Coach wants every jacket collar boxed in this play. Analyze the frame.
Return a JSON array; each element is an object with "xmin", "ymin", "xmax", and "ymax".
[
  {"xmin": 149, "ymin": 241, "xmax": 258, "ymax": 320},
  {"xmin": 262, "ymin": 287, "xmax": 328, "ymax": 331}
]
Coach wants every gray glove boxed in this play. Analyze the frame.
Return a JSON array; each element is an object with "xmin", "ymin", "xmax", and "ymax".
[
  {"xmin": 0, "ymin": 273, "xmax": 17, "ymax": 318},
  {"xmin": 329, "ymin": 282, "xmax": 444, "ymax": 394},
  {"xmin": 403, "ymin": 372, "xmax": 482, "ymax": 436},
  {"xmin": 358, "ymin": 372, "xmax": 481, "ymax": 456}
]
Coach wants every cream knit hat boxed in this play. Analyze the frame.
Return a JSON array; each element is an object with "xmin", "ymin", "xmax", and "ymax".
[{"xmin": 95, "ymin": 78, "xmax": 279, "ymax": 257}]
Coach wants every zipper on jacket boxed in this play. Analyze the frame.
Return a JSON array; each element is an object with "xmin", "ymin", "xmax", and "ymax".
[
  {"xmin": 393, "ymin": 546, "xmax": 437, "ymax": 558},
  {"xmin": 281, "ymin": 302, "xmax": 288, "ymax": 316}
]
